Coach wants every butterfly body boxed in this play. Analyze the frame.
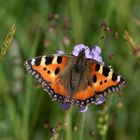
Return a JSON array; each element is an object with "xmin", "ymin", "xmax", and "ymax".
[
  {"xmin": 64, "ymin": 50, "xmax": 91, "ymax": 95},
  {"xmin": 25, "ymin": 49, "xmax": 126, "ymax": 108}
]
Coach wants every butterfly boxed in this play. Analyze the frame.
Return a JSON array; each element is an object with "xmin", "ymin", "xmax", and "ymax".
[{"xmin": 24, "ymin": 45, "xmax": 126, "ymax": 109}]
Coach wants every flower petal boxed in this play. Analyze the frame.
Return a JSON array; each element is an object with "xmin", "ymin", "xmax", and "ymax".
[
  {"xmin": 57, "ymin": 50, "xmax": 65, "ymax": 55},
  {"xmin": 79, "ymin": 106, "xmax": 88, "ymax": 112},
  {"xmin": 72, "ymin": 44, "xmax": 89, "ymax": 57},
  {"xmin": 95, "ymin": 95, "xmax": 106, "ymax": 105},
  {"xmin": 93, "ymin": 46, "xmax": 101, "ymax": 54},
  {"xmin": 90, "ymin": 46, "xmax": 104, "ymax": 64},
  {"xmin": 85, "ymin": 49, "xmax": 92, "ymax": 58},
  {"xmin": 60, "ymin": 102, "xmax": 71, "ymax": 110},
  {"xmin": 72, "ymin": 44, "xmax": 104, "ymax": 63}
]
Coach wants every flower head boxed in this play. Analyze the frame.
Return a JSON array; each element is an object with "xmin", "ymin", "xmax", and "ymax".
[
  {"xmin": 72, "ymin": 44, "xmax": 91, "ymax": 58},
  {"xmin": 72, "ymin": 44, "xmax": 104, "ymax": 64}
]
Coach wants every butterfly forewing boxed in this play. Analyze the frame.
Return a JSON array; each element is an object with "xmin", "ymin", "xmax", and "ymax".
[{"xmin": 25, "ymin": 54, "xmax": 75, "ymax": 100}]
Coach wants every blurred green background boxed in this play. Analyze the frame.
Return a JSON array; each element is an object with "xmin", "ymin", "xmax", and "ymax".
[{"xmin": 0, "ymin": 0, "xmax": 140, "ymax": 140}]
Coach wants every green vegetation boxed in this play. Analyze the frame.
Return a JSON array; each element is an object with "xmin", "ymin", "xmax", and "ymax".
[{"xmin": 0, "ymin": 0, "xmax": 140, "ymax": 140}]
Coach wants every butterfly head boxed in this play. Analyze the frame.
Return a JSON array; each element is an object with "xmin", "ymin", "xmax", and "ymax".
[{"xmin": 79, "ymin": 48, "xmax": 86, "ymax": 56}]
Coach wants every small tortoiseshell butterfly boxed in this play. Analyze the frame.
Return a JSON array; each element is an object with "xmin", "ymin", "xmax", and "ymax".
[{"xmin": 24, "ymin": 44, "xmax": 126, "ymax": 110}]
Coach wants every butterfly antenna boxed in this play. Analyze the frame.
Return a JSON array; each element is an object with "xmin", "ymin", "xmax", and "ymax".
[
  {"xmin": 67, "ymin": 26, "xmax": 76, "ymax": 44},
  {"xmin": 88, "ymin": 36, "xmax": 105, "ymax": 51},
  {"xmin": 93, "ymin": 36, "xmax": 104, "ymax": 45}
]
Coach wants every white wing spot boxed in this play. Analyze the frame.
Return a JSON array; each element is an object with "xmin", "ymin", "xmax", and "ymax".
[
  {"xmin": 31, "ymin": 59, "xmax": 36, "ymax": 65},
  {"xmin": 40, "ymin": 56, "xmax": 46, "ymax": 66},
  {"xmin": 108, "ymin": 69, "xmax": 113, "ymax": 80},
  {"xmin": 117, "ymin": 75, "xmax": 121, "ymax": 82}
]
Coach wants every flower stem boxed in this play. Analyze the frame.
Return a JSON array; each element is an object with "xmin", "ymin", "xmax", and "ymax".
[
  {"xmin": 79, "ymin": 113, "xmax": 86, "ymax": 140},
  {"xmin": 65, "ymin": 108, "xmax": 72, "ymax": 140}
]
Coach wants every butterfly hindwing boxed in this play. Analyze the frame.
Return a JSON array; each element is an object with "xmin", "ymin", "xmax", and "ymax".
[{"xmin": 90, "ymin": 62, "xmax": 125, "ymax": 96}]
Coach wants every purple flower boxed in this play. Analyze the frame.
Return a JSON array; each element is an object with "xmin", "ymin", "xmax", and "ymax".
[
  {"xmin": 57, "ymin": 50, "xmax": 65, "ymax": 54},
  {"xmin": 72, "ymin": 44, "xmax": 104, "ymax": 64},
  {"xmin": 90, "ymin": 46, "xmax": 104, "ymax": 64},
  {"xmin": 79, "ymin": 106, "xmax": 88, "ymax": 112},
  {"xmin": 60, "ymin": 102, "xmax": 89, "ymax": 112},
  {"xmin": 60, "ymin": 102, "xmax": 71, "ymax": 110},
  {"xmin": 72, "ymin": 44, "xmax": 91, "ymax": 58},
  {"xmin": 95, "ymin": 95, "xmax": 106, "ymax": 105},
  {"xmin": 57, "ymin": 44, "xmax": 104, "ymax": 64}
]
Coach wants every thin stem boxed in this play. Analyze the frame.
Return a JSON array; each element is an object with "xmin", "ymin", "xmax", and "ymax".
[
  {"xmin": 79, "ymin": 113, "xmax": 86, "ymax": 140},
  {"xmin": 65, "ymin": 109, "xmax": 72, "ymax": 140},
  {"xmin": 22, "ymin": 77, "xmax": 32, "ymax": 140}
]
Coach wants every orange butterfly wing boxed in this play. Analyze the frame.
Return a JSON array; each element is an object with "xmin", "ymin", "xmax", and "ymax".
[
  {"xmin": 72, "ymin": 86, "xmax": 96, "ymax": 107},
  {"xmin": 25, "ymin": 55, "xmax": 73, "ymax": 101},
  {"xmin": 90, "ymin": 62, "xmax": 126, "ymax": 95},
  {"xmin": 70, "ymin": 61, "xmax": 126, "ymax": 107}
]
